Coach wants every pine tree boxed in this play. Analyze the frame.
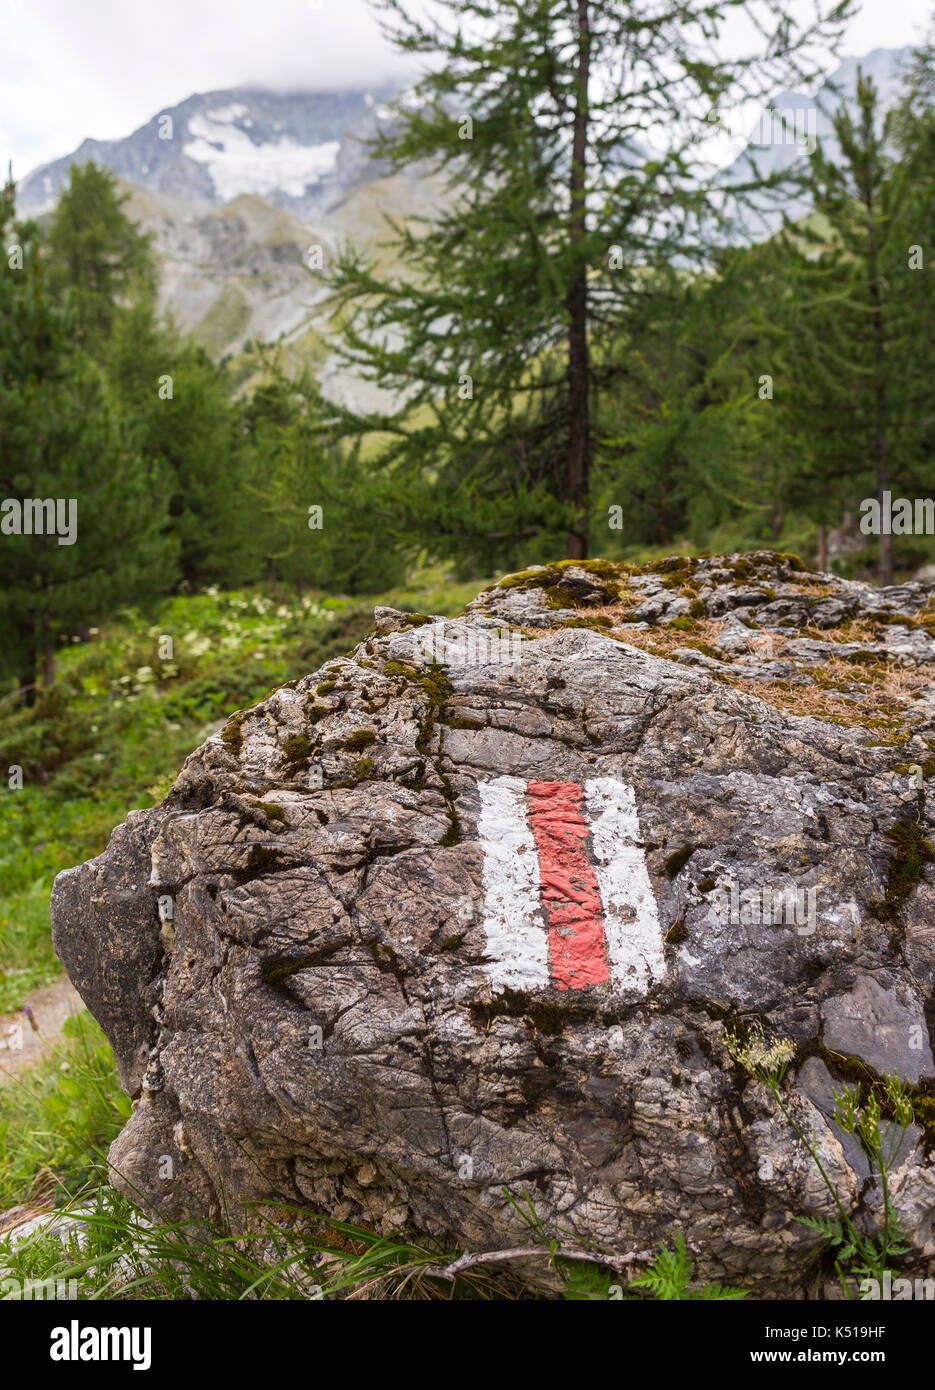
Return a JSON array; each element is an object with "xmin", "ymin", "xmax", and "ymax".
[
  {"xmin": 105, "ymin": 305, "xmax": 249, "ymax": 588},
  {"xmin": 327, "ymin": 0, "xmax": 854, "ymax": 567},
  {"xmin": 0, "ymin": 176, "xmax": 174, "ymax": 696},
  {"xmin": 596, "ymin": 260, "xmax": 771, "ymax": 553},
  {"xmin": 239, "ymin": 364, "xmax": 407, "ymax": 594},
  {"xmin": 46, "ymin": 162, "xmax": 156, "ymax": 358},
  {"xmin": 767, "ymin": 71, "xmax": 914, "ymax": 581},
  {"xmin": 886, "ymin": 35, "xmax": 935, "ymax": 527}
]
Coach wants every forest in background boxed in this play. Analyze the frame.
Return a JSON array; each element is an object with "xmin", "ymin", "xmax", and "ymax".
[{"xmin": 1, "ymin": 0, "xmax": 934, "ymax": 706}]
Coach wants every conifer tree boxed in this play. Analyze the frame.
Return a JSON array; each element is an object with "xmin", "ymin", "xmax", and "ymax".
[
  {"xmin": 769, "ymin": 71, "xmax": 913, "ymax": 582},
  {"xmin": 240, "ymin": 365, "xmax": 407, "ymax": 594},
  {"xmin": 328, "ymin": 0, "xmax": 853, "ymax": 567},
  {"xmin": 105, "ymin": 305, "xmax": 249, "ymax": 588},
  {"xmin": 0, "ymin": 176, "xmax": 173, "ymax": 696},
  {"xmin": 47, "ymin": 162, "xmax": 156, "ymax": 359}
]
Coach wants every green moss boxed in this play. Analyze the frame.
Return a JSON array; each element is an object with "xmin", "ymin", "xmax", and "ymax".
[
  {"xmin": 911, "ymin": 1093, "xmax": 935, "ymax": 1141},
  {"xmin": 689, "ymin": 599, "xmax": 706, "ymax": 618},
  {"xmin": 354, "ymin": 758, "xmax": 374, "ymax": 781},
  {"xmin": 316, "ymin": 680, "xmax": 337, "ymax": 695},
  {"xmin": 440, "ymin": 934, "xmax": 465, "ymax": 952},
  {"xmin": 667, "ymin": 615, "xmax": 697, "ymax": 633},
  {"xmin": 441, "ymin": 716, "xmax": 486, "ymax": 730},
  {"xmin": 400, "ymin": 613, "xmax": 432, "ymax": 627},
  {"xmin": 437, "ymin": 769, "xmax": 463, "ymax": 846},
  {"xmin": 698, "ymin": 877, "xmax": 716, "ymax": 893},
  {"xmin": 794, "ymin": 1037, "xmax": 935, "ymax": 1141},
  {"xmin": 469, "ymin": 986, "xmax": 585, "ymax": 1036},
  {"xmin": 870, "ymin": 819, "xmax": 935, "ymax": 922},
  {"xmin": 499, "ymin": 560, "xmax": 626, "ymax": 609},
  {"xmin": 664, "ymin": 919, "xmax": 689, "ymax": 944},
  {"xmin": 261, "ymin": 949, "xmax": 346, "ymax": 983},
  {"xmin": 364, "ymin": 936, "xmax": 410, "ymax": 986},
  {"xmin": 261, "ymin": 802, "xmax": 287, "ymax": 823},
  {"xmin": 228, "ymin": 843, "xmax": 294, "ymax": 884},
  {"xmin": 664, "ymin": 845, "xmax": 695, "ymax": 877},
  {"xmin": 499, "ymin": 566, "xmax": 561, "ymax": 591},
  {"xmin": 342, "ymin": 728, "xmax": 377, "ymax": 752},
  {"xmin": 646, "ymin": 556, "xmax": 696, "ymax": 576},
  {"xmin": 543, "ymin": 585, "xmax": 575, "ymax": 610},
  {"xmin": 558, "ymin": 615, "xmax": 613, "ymax": 630},
  {"xmin": 220, "ymin": 710, "xmax": 246, "ymax": 756},
  {"xmin": 777, "ymin": 552, "xmax": 811, "ymax": 573},
  {"xmin": 577, "ymin": 559, "xmax": 630, "ymax": 579},
  {"xmin": 281, "ymin": 734, "xmax": 313, "ymax": 776}
]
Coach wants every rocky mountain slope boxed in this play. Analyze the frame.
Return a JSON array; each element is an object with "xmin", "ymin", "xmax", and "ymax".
[
  {"xmin": 51, "ymin": 552, "xmax": 935, "ymax": 1295},
  {"xmin": 115, "ymin": 167, "xmax": 443, "ymax": 410},
  {"xmin": 15, "ymin": 87, "xmax": 400, "ymax": 219},
  {"xmin": 12, "ymin": 49, "xmax": 912, "ymax": 382}
]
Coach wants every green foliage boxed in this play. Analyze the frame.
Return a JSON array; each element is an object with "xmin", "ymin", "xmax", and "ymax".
[
  {"xmin": 757, "ymin": 69, "xmax": 923, "ymax": 582},
  {"xmin": 0, "ymin": 1184, "xmax": 532, "ymax": 1301},
  {"xmin": 46, "ymin": 163, "xmax": 156, "ymax": 357},
  {"xmin": 0, "ymin": 1012, "xmax": 131, "ymax": 1210},
  {"xmin": 0, "ymin": 174, "xmax": 176, "ymax": 691},
  {"xmin": 105, "ymin": 304, "xmax": 249, "ymax": 588},
  {"xmin": 237, "ymin": 363, "xmax": 408, "ymax": 594},
  {"xmin": 725, "ymin": 1027, "xmax": 919, "ymax": 1296},
  {"xmin": 629, "ymin": 1233, "xmax": 747, "ymax": 1301},
  {"xmin": 327, "ymin": 0, "xmax": 852, "ymax": 569}
]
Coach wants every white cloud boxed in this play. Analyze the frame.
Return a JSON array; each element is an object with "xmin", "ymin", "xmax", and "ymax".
[
  {"xmin": 0, "ymin": 0, "xmax": 412, "ymax": 178},
  {"xmin": 0, "ymin": 0, "xmax": 931, "ymax": 180}
]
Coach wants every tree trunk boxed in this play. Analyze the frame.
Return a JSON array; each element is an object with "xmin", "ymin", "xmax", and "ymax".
[
  {"xmin": 817, "ymin": 523, "xmax": 827, "ymax": 573},
  {"xmin": 565, "ymin": 0, "xmax": 591, "ymax": 561},
  {"xmin": 18, "ymin": 669, "xmax": 37, "ymax": 709},
  {"xmin": 41, "ymin": 608, "xmax": 55, "ymax": 689},
  {"xmin": 863, "ymin": 155, "xmax": 891, "ymax": 587},
  {"xmin": 870, "ymin": 284, "xmax": 891, "ymax": 584}
]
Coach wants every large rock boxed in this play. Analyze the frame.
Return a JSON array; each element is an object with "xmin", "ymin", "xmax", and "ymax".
[{"xmin": 51, "ymin": 552, "xmax": 935, "ymax": 1295}]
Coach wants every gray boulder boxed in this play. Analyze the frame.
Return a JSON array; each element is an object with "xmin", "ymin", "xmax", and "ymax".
[{"xmin": 51, "ymin": 552, "xmax": 935, "ymax": 1295}]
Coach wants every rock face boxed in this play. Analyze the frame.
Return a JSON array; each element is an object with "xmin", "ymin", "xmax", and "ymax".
[{"xmin": 51, "ymin": 552, "xmax": 935, "ymax": 1294}]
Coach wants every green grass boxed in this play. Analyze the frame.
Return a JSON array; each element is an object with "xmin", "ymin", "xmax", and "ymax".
[
  {"xmin": 0, "ymin": 1012, "xmax": 131, "ymax": 1212},
  {"xmin": 0, "ymin": 565, "xmax": 484, "ymax": 1013}
]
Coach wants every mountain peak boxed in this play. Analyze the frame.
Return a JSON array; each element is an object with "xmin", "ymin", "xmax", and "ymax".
[{"xmin": 15, "ymin": 86, "xmax": 399, "ymax": 217}]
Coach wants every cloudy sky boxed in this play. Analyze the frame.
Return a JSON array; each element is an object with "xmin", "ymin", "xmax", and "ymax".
[{"xmin": 1, "ymin": 0, "xmax": 932, "ymax": 179}]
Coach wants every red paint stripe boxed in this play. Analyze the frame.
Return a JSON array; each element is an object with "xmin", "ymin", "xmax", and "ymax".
[{"xmin": 526, "ymin": 781, "xmax": 609, "ymax": 991}]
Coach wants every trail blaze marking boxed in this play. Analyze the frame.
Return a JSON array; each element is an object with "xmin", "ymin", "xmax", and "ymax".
[{"xmin": 478, "ymin": 776, "xmax": 665, "ymax": 993}]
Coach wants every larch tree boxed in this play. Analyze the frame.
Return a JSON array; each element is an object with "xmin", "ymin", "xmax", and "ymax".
[{"xmin": 327, "ymin": 0, "xmax": 854, "ymax": 566}]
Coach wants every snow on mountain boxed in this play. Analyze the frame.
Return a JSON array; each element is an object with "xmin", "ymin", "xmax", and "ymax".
[
  {"xmin": 14, "ymin": 86, "xmax": 398, "ymax": 217},
  {"xmin": 182, "ymin": 105, "xmax": 340, "ymax": 202}
]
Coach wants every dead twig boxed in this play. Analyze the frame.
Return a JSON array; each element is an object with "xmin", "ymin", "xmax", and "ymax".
[{"xmin": 429, "ymin": 1244, "xmax": 659, "ymax": 1282}]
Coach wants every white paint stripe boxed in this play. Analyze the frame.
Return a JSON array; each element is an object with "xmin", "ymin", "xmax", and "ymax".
[
  {"xmin": 478, "ymin": 776, "xmax": 550, "ymax": 991},
  {"xmin": 584, "ymin": 777, "xmax": 666, "ymax": 994}
]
